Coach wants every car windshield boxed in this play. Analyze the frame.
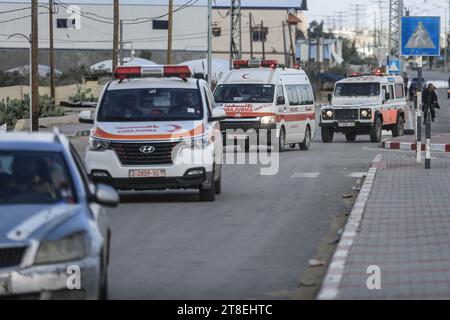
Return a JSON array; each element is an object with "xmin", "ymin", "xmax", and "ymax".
[
  {"xmin": 97, "ymin": 88, "xmax": 203, "ymax": 122},
  {"xmin": 0, "ymin": 151, "xmax": 77, "ymax": 205},
  {"xmin": 334, "ymin": 82, "xmax": 380, "ymax": 97},
  {"xmin": 214, "ymin": 84, "xmax": 275, "ymax": 103}
]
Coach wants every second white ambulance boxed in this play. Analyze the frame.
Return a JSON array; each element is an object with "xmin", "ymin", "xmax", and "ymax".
[{"xmin": 214, "ymin": 59, "xmax": 316, "ymax": 151}]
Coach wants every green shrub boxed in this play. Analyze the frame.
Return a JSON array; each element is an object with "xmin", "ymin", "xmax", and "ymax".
[
  {"xmin": 0, "ymin": 94, "xmax": 65, "ymax": 131},
  {"xmin": 68, "ymin": 85, "xmax": 97, "ymax": 103}
]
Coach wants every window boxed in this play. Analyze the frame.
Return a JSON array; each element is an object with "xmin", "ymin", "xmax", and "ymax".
[
  {"xmin": 97, "ymin": 88, "xmax": 203, "ymax": 122},
  {"xmin": 286, "ymin": 85, "xmax": 299, "ymax": 105},
  {"xmin": 56, "ymin": 18, "xmax": 76, "ymax": 29},
  {"xmin": 276, "ymin": 85, "xmax": 284, "ymax": 99},
  {"xmin": 335, "ymin": 82, "xmax": 381, "ymax": 97},
  {"xmin": 388, "ymin": 85, "xmax": 394, "ymax": 100},
  {"xmin": 213, "ymin": 84, "xmax": 275, "ymax": 103},
  {"xmin": 295, "ymin": 86, "xmax": 305, "ymax": 105},
  {"xmin": 0, "ymin": 151, "xmax": 77, "ymax": 205},
  {"xmin": 301, "ymin": 85, "xmax": 314, "ymax": 105},
  {"xmin": 252, "ymin": 26, "xmax": 268, "ymax": 42},
  {"xmin": 153, "ymin": 20, "xmax": 169, "ymax": 30},
  {"xmin": 394, "ymin": 83, "xmax": 404, "ymax": 99}
]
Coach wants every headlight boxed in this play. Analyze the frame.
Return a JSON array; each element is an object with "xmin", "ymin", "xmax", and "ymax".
[
  {"xmin": 89, "ymin": 137, "xmax": 110, "ymax": 151},
  {"xmin": 360, "ymin": 108, "xmax": 372, "ymax": 119},
  {"xmin": 322, "ymin": 109, "xmax": 333, "ymax": 119},
  {"xmin": 34, "ymin": 233, "xmax": 88, "ymax": 265},
  {"xmin": 260, "ymin": 115, "xmax": 276, "ymax": 124},
  {"xmin": 182, "ymin": 135, "xmax": 209, "ymax": 149}
]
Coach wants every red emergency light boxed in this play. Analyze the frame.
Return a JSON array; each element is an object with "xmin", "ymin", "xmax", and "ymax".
[
  {"xmin": 233, "ymin": 59, "xmax": 278, "ymax": 69},
  {"xmin": 114, "ymin": 65, "xmax": 191, "ymax": 80}
]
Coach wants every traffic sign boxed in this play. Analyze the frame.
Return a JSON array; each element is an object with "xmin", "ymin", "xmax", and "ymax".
[
  {"xmin": 387, "ymin": 60, "xmax": 400, "ymax": 75},
  {"xmin": 401, "ymin": 16, "xmax": 440, "ymax": 56}
]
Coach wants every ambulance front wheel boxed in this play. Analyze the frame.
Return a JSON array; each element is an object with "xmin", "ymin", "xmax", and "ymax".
[
  {"xmin": 321, "ymin": 127, "xmax": 334, "ymax": 143},
  {"xmin": 369, "ymin": 116, "xmax": 382, "ymax": 143},
  {"xmin": 299, "ymin": 126, "xmax": 311, "ymax": 150}
]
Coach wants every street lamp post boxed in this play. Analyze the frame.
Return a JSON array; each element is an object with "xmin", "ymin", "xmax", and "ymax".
[{"xmin": 8, "ymin": 33, "xmax": 32, "ymax": 133}]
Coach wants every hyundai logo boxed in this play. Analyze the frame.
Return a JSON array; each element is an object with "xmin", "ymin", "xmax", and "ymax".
[{"xmin": 139, "ymin": 145, "xmax": 155, "ymax": 154}]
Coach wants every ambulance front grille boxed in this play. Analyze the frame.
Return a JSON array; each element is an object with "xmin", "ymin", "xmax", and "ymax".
[
  {"xmin": 334, "ymin": 109, "xmax": 359, "ymax": 121},
  {"xmin": 110, "ymin": 141, "xmax": 179, "ymax": 165}
]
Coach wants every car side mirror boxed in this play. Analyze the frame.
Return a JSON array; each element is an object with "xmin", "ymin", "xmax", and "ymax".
[
  {"xmin": 276, "ymin": 96, "xmax": 285, "ymax": 105},
  {"xmin": 79, "ymin": 110, "xmax": 94, "ymax": 124},
  {"xmin": 327, "ymin": 93, "xmax": 332, "ymax": 104},
  {"xmin": 209, "ymin": 108, "xmax": 228, "ymax": 121},
  {"xmin": 94, "ymin": 183, "xmax": 119, "ymax": 207}
]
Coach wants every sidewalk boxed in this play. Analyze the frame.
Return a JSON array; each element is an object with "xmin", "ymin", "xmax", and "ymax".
[
  {"xmin": 318, "ymin": 152, "xmax": 450, "ymax": 299},
  {"xmin": 381, "ymin": 133, "xmax": 450, "ymax": 152}
]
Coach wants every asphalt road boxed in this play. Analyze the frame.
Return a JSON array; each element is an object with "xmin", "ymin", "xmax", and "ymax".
[
  {"xmin": 67, "ymin": 69, "xmax": 449, "ymax": 299},
  {"xmin": 71, "ymin": 117, "xmax": 382, "ymax": 300}
]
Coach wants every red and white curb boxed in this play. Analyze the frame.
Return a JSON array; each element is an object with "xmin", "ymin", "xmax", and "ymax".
[
  {"xmin": 381, "ymin": 140, "xmax": 450, "ymax": 152},
  {"xmin": 317, "ymin": 154, "xmax": 382, "ymax": 300}
]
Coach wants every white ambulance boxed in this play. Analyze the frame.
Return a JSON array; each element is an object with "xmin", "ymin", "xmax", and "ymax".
[
  {"xmin": 214, "ymin": 59, "xmax": 316, "ymax": 151},
  {"xmin": 320, "ymin": 73, "xmax": 411, "ymax": 143},
  {"xmin": 81, "ymin": 65, "xmax": 225, "ymax": 201}
]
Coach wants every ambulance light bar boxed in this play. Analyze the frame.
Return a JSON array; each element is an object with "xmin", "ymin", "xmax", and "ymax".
[
  {"xmin": 114, "ymin": 65, "xmax": 192, "ymax": 80},
  {"xmin": 233, "ymin": 59, "xmax": 278, "ymax": 69}
]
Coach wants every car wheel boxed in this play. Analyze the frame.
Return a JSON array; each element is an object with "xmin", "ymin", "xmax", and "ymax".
[
  {"xmin": 370, "ymin": 116, "xmax": 382, "ymax": 143},
  {"xmin": 278, "ymin": 127, "xmax": 286, "ymax": 152},
  {"xmin": 299, "ymin": 126, "xmax": 311, "ymax": 150},
  {"xmin": 345, "ymin": 132, "xmax": 357, "ymax": 142},
  {"xmin": 392, "ymin": 114, "xmax": 404, "ymax": 137},
  {"xmin": 214, "ymin": 169, "xmax": 222, "ymax": 195},
  {"xmin": 321, "ymin": 127, "xmax": 334, "ymax": 143},
  {"xmin": 199, "ymin": 170, "xmax": 216, "ymax": 201}
]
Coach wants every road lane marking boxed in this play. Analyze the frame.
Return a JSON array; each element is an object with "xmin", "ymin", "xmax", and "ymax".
[{"xmin": 290, "ymin": 172, "xmax": 320, "ymax": 178}]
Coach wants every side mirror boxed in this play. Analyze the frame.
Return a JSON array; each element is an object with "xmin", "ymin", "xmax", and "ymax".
[
  {"xmin": 276, "ymin": 96, "xmax": 285, "ymax": 105},
  {"xmin": 79, "ymin": 110, "xmax": 94, "ymax": 124},
  {"xmin": 209, "ymin": 108, "xmax": 228, "ymax": 121},
  {"xmin": 94, "ymin": 183, "xmax": 119, "ymax": 207},
  {"xmin": 327, "ymin": 93, "xmax": 332, "ymax": 104}
]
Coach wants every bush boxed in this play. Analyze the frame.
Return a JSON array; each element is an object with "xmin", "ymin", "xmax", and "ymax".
[
  {"xmin": 0, "ymin": 94, "xmax": 65, "ymax": 131},
  {"xmin": 68, "ymin": 85, "xmax": 97, "ymax": 103}
]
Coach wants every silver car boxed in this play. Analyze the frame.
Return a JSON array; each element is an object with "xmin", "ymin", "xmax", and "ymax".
[{"xmin": 0, "ymin": 131, "xmax": 118, "ymax": 299}]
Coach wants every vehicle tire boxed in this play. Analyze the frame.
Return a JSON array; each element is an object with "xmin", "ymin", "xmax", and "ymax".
[
  {"xmin": 391, "ymin": 114, "xmax": 404, "ymax": 137},
  {"xmin": 214, "ymin": 169, "xmax": 222, "ymax": 195},
  {"xmin": 299, "ymin": 126, "xmax": 311, "ymax": 150},
  {"xmin": 345, "ymin": 132, "xmax": 357, "ymax": 142},
  {"xmin": 278, "ymin": 127, "xmax": 286, "ymax": 152},
  {"xmin": 369, "ymin": 116, "xmax": 382, "ymax": 143},
  {"xmin": 321, "ymin": 127, "xmax": 334, "ymax": 143},
  {"xmin": 99, "ymin": 251, "xmax": 109, "ymax": 300},
  {"xmin": 199, "ymin": 171, "xmax": 216, "ymax": 201}
]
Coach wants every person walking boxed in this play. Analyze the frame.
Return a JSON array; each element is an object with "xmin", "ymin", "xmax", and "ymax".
[{"xmin": 422, "ymin": 83, "xmax": 439, "ymax": 123}]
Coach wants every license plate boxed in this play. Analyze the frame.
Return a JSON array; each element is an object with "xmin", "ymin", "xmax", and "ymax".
[
  {"xmin": 338, "ymin": 122, "xmax": 355, "ymax": 127},
  {"xmin": 0, "ymin": 276, "xmax": 11, "ymax": 295},
  {"xmin": 227, "ymin": 134, "xmax": 247, "ymax": 139},
  {"xmin": 129, "ymin": 169, "xmax": 165, "ymax": 178}
]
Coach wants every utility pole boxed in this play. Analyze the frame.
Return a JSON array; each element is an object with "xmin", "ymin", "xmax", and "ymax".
[
  {"xmin": 31, "ymin": 0, "xmax": 39, "ymax": 131},
  {"xmin": 112, "ymin": 0, "xmax": 119, "ymax": 72},
  {"xmin": 335, "ymin": 11, "xmax": 346, "ymax": 32},
  {"xmin": 230, "ymin": 0, "xmax": 242, "ymax": 68},
  {"xmin": 167, "ymin": 0, "xmax": 173, "ymax": 64},
  {"xmin": 49, "ymin": 0, "xmax": 55, "ymax": 101},
  {"xmin": 388, "ymin": 0, "xmax": 403, "ymax": 69},
  {"xmin": 207, "ymin": 0, "xmax": 212, "ymax": 88},
  {"xmin": 282, "ymin": 20, "xmax": 288, "ymax": 66},
  {"xmin": 249, "ymin": 12, "xmax": 253, "ymax": 59},
  {"xmin": 288, "ymin": 22, "xmax": 295, "ymax": 66},
  {"xmin": 120, "ymin": 19, "xmax": 124, "ymax": 65},
  {"xmin": 261, "ymin": 20, "xmax": 266, "ymax": 59},
  {"xmin": 350, "ymin": 4, "xmax": 365, "ymax": 34},
  {"xmin": 374, "ymin": 0, "xmax": 385, "ymax": 47}
]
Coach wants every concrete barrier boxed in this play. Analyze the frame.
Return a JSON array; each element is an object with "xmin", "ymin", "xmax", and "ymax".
[{"xmin": 14, "ymin": 115, "xmax": 79, "ymax": 131}]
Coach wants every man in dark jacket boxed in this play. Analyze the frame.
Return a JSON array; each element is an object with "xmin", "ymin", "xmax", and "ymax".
[{"xmin": 422, "ymin": 83, "xmax": 438, "ymax": 123}]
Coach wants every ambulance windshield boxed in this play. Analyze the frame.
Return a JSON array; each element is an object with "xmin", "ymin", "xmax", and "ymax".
[
  {"xmin": 97, "ymin": 88, "xmax": 203, "ymax": 122},
  {"xmin": 334, "ymin": 82, "xmax": 380, "ymax": 97},
  {"xmin": 214, "ymin": 84, "xmax": 275, "ymax": 103}
]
